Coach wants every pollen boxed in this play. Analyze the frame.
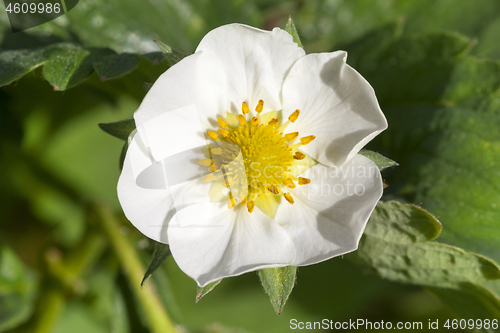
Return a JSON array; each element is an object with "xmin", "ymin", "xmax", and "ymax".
[
  {"xmin": 283, "ymin": 192, "xmax": 294, "ymax": 205},
  {"xmin": 298, "ymin": 177, "xmax": 311, "ymax": 185},
  {"xmin": 288, "ymin": 109, "xmax": 300, "ymax": 123},
  {"xmin": 217, "ymin": 117, "xmax": 228, "ymax": 128},
  {"xmin": 255, "ymin": 100, "xmax": 264, "ymax": 113},
  {"xmin": 242, "ymin": 102, "xmax": 249, "ymax": 114},
  {"xmin": 285, "ymin": 132, "xmax": 299, "ymax": 142},
  {"xmin": 200, "ymin": 100, "xmax": 314, "ymax": 212},
  {"xmin": 300, "ymin": 135, "xmax": 315, "ymax": 145}
]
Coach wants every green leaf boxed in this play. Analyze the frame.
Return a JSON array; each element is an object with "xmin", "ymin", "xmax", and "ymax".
[
  {"xmin": 196, "ymin": 279, "xmax": 222, "ymax": 303},
  {"xmin": 427, "ymin": 284, "xmax": 500, "ymax": 333},
  {"xmin": 141, "ymin": 242, "xmax": 171, "ymax": 288},
  {"xmin": 359, "ymin": 150, "xmax": 398, "ymax": 171},
  {"xmin": 154, "ymin": 40, "xmax": 190, "ymax": 66},
  {"xmin": 0, "ymin": 244, "xmax": 38, "ymax": 331},
  {"xmin": 284, "ymin": 16, "xmax": 303, "ymax": 48},
  {"xmin": 354, "ymin": 201, "xmax": 500, "ymax": 288},
  {"xmin": 43, "ymin": 44, "xmax": 94, "ymax": 91},
  {"xmin": 0, "ymin": 49, "xmax": 47, "ymax": 86},
  {"xmin": 93, "ymin": 53, "xmax": 140, "ymax": 81},
  {"xmin": 347, "ymin": 29, "xmax": 500, "ymax": 263},
  {"xmin": 258, "ymin": 266, "xmax": 296, "ymax": 315},
  {"xmin": 98, "ymin": 119, "xmax": 136, "ymax": 141}
]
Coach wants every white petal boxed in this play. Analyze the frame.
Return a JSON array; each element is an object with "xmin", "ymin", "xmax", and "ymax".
[
  {"xmin": 196, "ymin": 24, "xmax": 305, "ymax": 116},
  {"xmin": 275, "ymin": 155, "xmax": 383, "ymax": 266},
  {"xmin": 117, "ymin": 134, "xmax": 211, "ymax": 243},
  {"xmin": 134, "ymin": 51, "xmax": 226, "ymax": 132},
  {"xmin": 167, "ymin": 203, "xmax": 295, "ymax": 287},
  {"xmin": 282, "ymin": 52, "xmax": 387, "ymax": 167}
]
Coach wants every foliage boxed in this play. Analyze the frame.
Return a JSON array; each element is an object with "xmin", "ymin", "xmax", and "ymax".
[{"xmin": 2, "ymin": 1, "xmax": 500, "ymax": 332}]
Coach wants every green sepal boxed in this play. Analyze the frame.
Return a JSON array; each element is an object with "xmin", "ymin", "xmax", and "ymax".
[
  {"xmin": 285, "ymin": 16, "xmax": 303, "ymax": 48},
  {"xmin": 359, "ymin": 150, "xmax": 398, "ymax": 171},
  {"xmin": 98, "ymin": 118, "xmax": 136, "ymax": 141},
  {"xmin": 258, "ymin": 266, "xmax": 297, "ymax": 315},
  {"xmin": 154, "ymin": 40, "xmax": 190, "ymax": 66},
  {"xmin": 141, "ymin": 241, "xmax": 171, "ymax": 288},
  {"xmin": 196, "ymin": 279, "xmax": 222, "ymax": 303}
]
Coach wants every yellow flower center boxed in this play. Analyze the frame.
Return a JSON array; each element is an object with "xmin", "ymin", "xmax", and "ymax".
[{"xmin": 201, "ymin": 100, "xmax": 315, "ymax": 213}]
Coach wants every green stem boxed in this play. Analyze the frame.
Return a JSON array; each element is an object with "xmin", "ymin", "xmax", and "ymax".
[
  {"xmin": 32, "ymin": 288, "xmax": 65, "ymax": 333},
  {"xmin": 97, "ymin": 203, "xmax": 178, "ymax": 333}
]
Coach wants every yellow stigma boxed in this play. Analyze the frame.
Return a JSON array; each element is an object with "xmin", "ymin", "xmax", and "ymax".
[{"xmin": 200, "ymin": 100, "xmax": 314, "ymax": 212}]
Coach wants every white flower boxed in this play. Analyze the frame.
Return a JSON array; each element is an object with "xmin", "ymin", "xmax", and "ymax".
[{"xmin": 117, "ymin": 24, "xmax": 387, "ymax": 287}]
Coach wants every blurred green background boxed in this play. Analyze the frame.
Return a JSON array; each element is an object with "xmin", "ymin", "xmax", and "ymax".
[{"xmin": 1, "ymin": 0, "xmax": 500, "ymax": 332}]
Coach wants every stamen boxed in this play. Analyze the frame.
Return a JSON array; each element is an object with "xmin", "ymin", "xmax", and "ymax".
[
  {"xmin": 198, "ymin": 159, "xmax": 212, "ymax": 167},
  {"xmin": 300, "ymin": 135, "xmax": 315, "ymax": 145},
  {"xmin": 283, "ymin": 178, "xmax": 296, "ymax": 189},
  {"xmin": 242, "ymin": 102, "xmax": 249, "ymax": 114},
  {"xmin": 203, "ymin": 174, "xmax": 215, "ymax": 182},
  {"xmin": 208, "ymin": 163, "xmax": 220, "ymax": 172},
  {"xmin": 284, "ymin": 193, "xmax": 294, "ymax": 204},
  {"xmin": 228, "ymin": 197, "xmax": 236, "ymax": 209},
  {"xmin": 218, "ymin": 128, "xmax": 230, "ymax": 138},
  {"xmin": 205, "ymin": 100, "xmax": 313, "ymax": 213},
  {"xmin": 298, "ymin": 177, "xmax": 311, "ymax": 185},
  {"xmin": 247, "ymin": 200, "xmax": 255, "ymax": 213},
  {"xmin": 285, "ymin": 132, "xmax": 299, "ymax": 142},
  {"xmin": 293, "ymin": 151, "xmax": 306, "ymax": 160},
  {"xmin": 255, "ymin": 100, "xmax": 264, "ymax": 113},
  {"xmin": 238, "ymin": 115, "xmax": 246, "ymax": 127},
  {"xmin": 217, "ymin": 117, "xmax": 228, "ymax": 128},
  {"xmin": 288, "ymin": 109, "xmax": 300, "ymax": 123},
  {"xmin": 268, "ymin": 118, "xmax": 279, "ymax": 128},
  {"xmin": 268, "ymin": 185, "xmax": 280, "ymax": 195},
  {"xmin": 207, "ymin": 131, "xmax": 219, "ymax": 141},
  {"xmin": 211, "ymin": 148, "xmax": 223, "ymax": 155}
]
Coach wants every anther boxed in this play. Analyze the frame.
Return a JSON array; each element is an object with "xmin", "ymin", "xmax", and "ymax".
[
  {"xmin": 255, "ymin": 100, "xmax": 264, "ymax": 113},
  {"xmin": 268, "ymin": 185, "xmax": 280, "ymax": 195},
  {"xmin": 238, "ymin": 115, "xmax": 246, "ymax": 127},
  {"xmin": 217, "ymin": 117, "xmax": 228, "ymax": 128},
  {"xmin": 298, "ymin": 177, "xmax": 311, "ymax": 185},
  {"xmin": 300, "ymin": 135, "xmax": 315, "ymax": 145},
  {"xmin": 251, "ymin": 117, "xmax": 259, "ymax": 126},
  {"xmin": 207, "ymin": 131, "xmax": 219, "ymax": 141},
  {"xmin": 283, "ymin": 178, "xmax": 296, "ymax": 189},
  {"xmin": 288, "ymin": 109, "xmax": 300, "ymax": 123},
  {"xmin": 293, "ymin": 151, "xmax": 306, "ymax": 160},
  {"xmin": 268, "ymin": 118, "xmax": 279, "ymax": 128},
  {"xmin": 247, "ymin": 200, "xmax": 255, "ymax": 213},
  {"xmin": 284, "ymin": 193, "xmax": 294, "ymax": 204},
  {"xmin": 198, "ymin": 159, "xmax": 213, "ymax": 167},
  {"xmin": 218, "ymin": 128, "xmax": 230, "ymax": 138},
  {"xmin": 242, "ymin": 102, "xmax": 249, "ymax": 114},
  {"xmin": 203, "ymin": 174, "xmax": 215, "ymax": 182},
  {"xmin": 211, "ymin": 148, "xmax": 223, "ymax": 155},
  {"xmin": 285, "ymin": 132, "xmax": 299, "ymax": 142}
]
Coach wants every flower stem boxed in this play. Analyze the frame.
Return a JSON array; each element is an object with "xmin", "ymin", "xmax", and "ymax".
[{"xmin": 97, "ymin": 203, "xmax": 178, "ymax": 333}]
